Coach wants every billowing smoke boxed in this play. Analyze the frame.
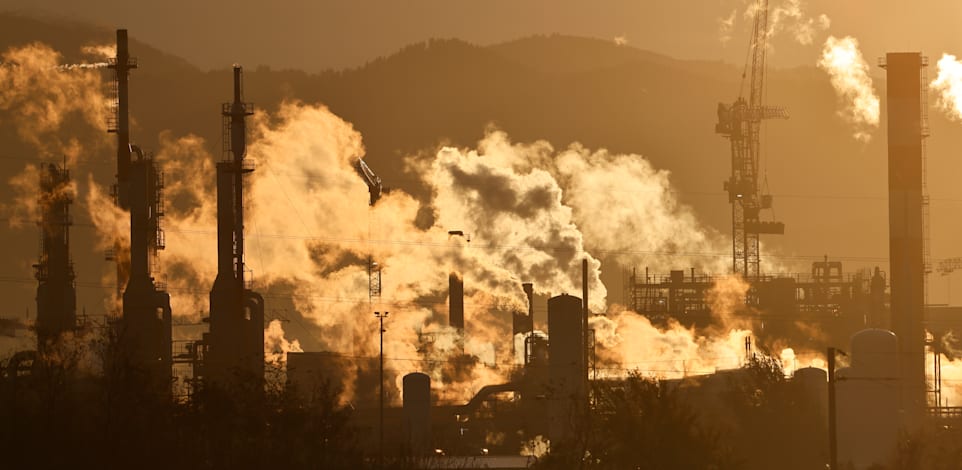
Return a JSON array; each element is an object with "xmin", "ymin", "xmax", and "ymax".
[
  {"xmin": 0, "ymin": 43, "xmax": 109, "ymax": 159},
  {"xmin": 5, "ymin": 164, "xmax": 43, "ymax": 228},
  {"xmin": 726, "ymin": 0, "xmax": 830, "ymax": 46},
  {"xmin": 768, "ymin": 0, "xmax": 830, "ymax": 46},
  {"xmin": 265, "ymin": 319, "xmax": 304, "ymax": 365},
  {"xmin": 135, "ymin": 99, "xmax": 742, "ymax": 403},
  {"xmin": 931, "ymin": 53, "xmax": 962, "ymax": 121},
  {"xmin": 0, "ymin": 42, "xmax": 110, "ymax": 238},
  {"xmin": 435, "ymin": 133, "xmax": 730, "ymax": 276},
  {"xmin": 592, "ymin": 276, "xmax": 754, "ymax": 378},
  {"xmin": 4, "ymin": 41, "xmax": 817, "ymax": 406},
  {"xmin": 817, "ymin": 35, "xmax": 880, "ymax": 142}
]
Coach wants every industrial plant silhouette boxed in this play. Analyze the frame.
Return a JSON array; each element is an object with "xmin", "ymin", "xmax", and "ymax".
[{"xmin": 2, "ymin": 1, "xmax": 962, "ymax": 468}]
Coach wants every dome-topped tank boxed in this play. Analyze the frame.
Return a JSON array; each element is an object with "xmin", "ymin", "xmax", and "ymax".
[
  {"xmin": 837, "ymin": 329, "xmax": 900, "ymax": 469},
  {"xmin": 794, "ymin": 366, "xmax": 827, "ymax": 385},
  {"xmin": 850, "ymin": 329, "xmax": 898, "ymax": 378}
]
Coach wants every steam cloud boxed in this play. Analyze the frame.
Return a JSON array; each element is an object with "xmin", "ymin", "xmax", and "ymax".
[
  {"xmin": 724, "ymin": 0, "xmax": 830, "ymax": 46},
  {"xmin": 5, "ymin": 40, "xmax": 815, "ymax": 404},
  {"xmin": 718, "ymin": 9, "xmax": 737, "ymax": 45},
  {"xmin": 0, "ymin": 43, "xmax": 110, "ymax": 231},
  {"xmin": 931, "ymin": 53, "xmax": 962, "ymax": 121},
  {"xmin": 817, "ymin": 35, "xmax": 880, "ymax": 142},
  {"xmin": 133, "ymin": 99, "xmax": 745, "ymax": 403},
  {"xmin": 0, "ymin": 43, "xmax": 109, "ymax": 158},
  {"xmin": 768, "ymin": 0, "xmax": 830, "ymax": 46}
]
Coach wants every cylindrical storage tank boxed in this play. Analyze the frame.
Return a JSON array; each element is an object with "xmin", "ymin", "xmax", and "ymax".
[
  {"xmin": 792, "ymin": 367, "xmax": 827, "ymax": 421},
  {"xmin": 850, "ymin": 329, "xmax": 898, "ymax": 379},
  {"xmin": 547, "ymin": 294, "xmax": 585, "ymax": 446},
  {"xmin": 836, "ymin": 329, "xmax": 900, "ymax": 469},
  {"xmin": 403, "ymin": 372, "xmax": 431, "ymax": 456}
]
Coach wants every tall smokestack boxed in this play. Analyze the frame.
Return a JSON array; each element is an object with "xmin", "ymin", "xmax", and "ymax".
[
  {"xmin": 882, "ymin": 52, "xmax": 927, "ymax": 424},
  {"xmin": 206, "ymin": 65, "xmax": 264, "ymax": 394},
  {"xmin": 449, "ymin": 272, "xmax": 464, "ymax": 331},
  {"xmin": 108, "ymin": 29, "xmax": 136, "ymax": 211},
  {"xmin": 107, "ymin": 29, "xmax": 137, "ymax": 302},
  {"xmin": 34, "ymin": 163, "xmax": 76, "ymax": 352}
]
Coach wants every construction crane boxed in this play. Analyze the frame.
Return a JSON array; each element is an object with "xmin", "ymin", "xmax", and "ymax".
[
  {"xmin": 355, "ymin": 157, "xmax": 383, "ymax": 206},
  {"xmin": 715, "ymin": 0, "xmax": 788, "ymax": 279},
  {"xmin": 355, "ymin": 157, "xmax": 383, "ymax": 302}
]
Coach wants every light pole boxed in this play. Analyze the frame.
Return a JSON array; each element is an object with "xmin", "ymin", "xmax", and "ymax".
[
  {"xmin": 827, "ymin": 347, "xmax": 847, "ymax": 470},
  {"xmin": 375, "ymin": 311, "xmax": 389, "ymax": 469}
]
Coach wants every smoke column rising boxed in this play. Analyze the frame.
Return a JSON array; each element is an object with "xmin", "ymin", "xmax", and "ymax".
[
  {"xmin": 817, "ymin": 35, "xmax": 880, "ymax": 142},
  {"xmin": 931, "ymin": 53, "xmax": 962, "ymax": 121}
]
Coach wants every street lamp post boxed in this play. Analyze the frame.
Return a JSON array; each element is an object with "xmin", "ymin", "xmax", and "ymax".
[{"xmin": 375, "ymin": 311, "xmax": 389, "ymax": 469}]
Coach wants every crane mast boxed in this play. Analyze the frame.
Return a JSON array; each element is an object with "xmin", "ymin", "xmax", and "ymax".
[
  {"xmin": 716, "ymin": 0, "xmax": 787, "ymax": 279},
  {"xmin": 355, "ymin": 157, "xmax": 384, "ymax": 302}
]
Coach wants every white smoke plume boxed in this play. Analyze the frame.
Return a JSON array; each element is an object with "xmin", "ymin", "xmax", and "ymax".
[
  {"xmin": 817, "ymin": 36, "xmax": 880, "ymax": 142},
  {"xmin": 0, "ymin": 43, "xmax": 110, "ymax": 159},
  {"xmin": 719, "ymin": 9, "xmax": 737, "ymax": 45},
  {"xmin": 0, "ymin": 43, "xmax": 110, "ymax": 233},
  {"xmin": 729, "ymin": 0, "xmax": 830, "ymax": 46},
  {"xmin": 769, "ymin": 0, "xmax": 830, "ymax": 46},
  {"xmin": 592, "ymin": 276, "xmax": 755, "ymax": 379},
  {"xmin": 931, "ymin": 53, "xmax": 962, "ymax": 121},
  {"xmin": 4, "ymin": 163, "xmax": 80, "ymax": 229},
  {"xmin": 438, "ymin": 133, "xmax": 731, "ymax": 275},
  {"xmin": 135, "ymin": 99, "xmax": 742, "ymax": 404},
  {"xmin": 265, "ymin": 319, "xmax": 304, "ymax": 365},
  {"xmin": 80, "ymin": 43, "xmax": 116, "ymax": 59}
]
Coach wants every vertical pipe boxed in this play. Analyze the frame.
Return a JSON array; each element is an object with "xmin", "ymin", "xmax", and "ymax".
[
  {"xmin": 582, "ymin": 259, "xmax": 589, "ymax": 386},
  {"xmin": 523, "ymin": 282, "xmax": 534, "ymax": 334},
  {"xmin": 127, "ymin": 156, "xmax": 148, "ymax": 281},
  {"xmin": 449, "ymin": 273, "xmax": 464, "ymax": 330},
  {"xmin": 227, "ymin": 65, "xmax": 249, "ymax": 288},
  {"xmin": 828, "ymin": 347, "xmax": 838, "ymax": 470},
  {"xmin": 215, "ymin": 163, "xmax": 235, "ymax": 276},
  {"xmin": 378, "ymin": 313, "xmax": 386, "ymax": 469},
  {"xmin": 581, "ymin": 259, "xmax": 590, "ymax": 467},
  {"xmin": 115, "ymin": 29, "xmax": 131, "ymax": 210}
]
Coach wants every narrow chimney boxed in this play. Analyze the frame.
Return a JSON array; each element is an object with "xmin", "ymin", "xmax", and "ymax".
[
  {"xmin": 449, "ymin": 272, "xmax": 464, "ymax": 331},
  {"xmin": 108, "ymin": 29, "xmax": 136, "ymax": 211}
]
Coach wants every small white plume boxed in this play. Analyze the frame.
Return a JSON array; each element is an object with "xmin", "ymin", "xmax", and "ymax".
[
  {"xmin": 734, "ymin": 0, "xmax": 830, "ymax": 46},
  {"xmin": 769, "ymin": 0, "xmax": 830, "ymax": 46},
  {"xmin": 817, "ymin": 36, "xmax": 879, "ymax": 142},
  {"xmin": 931, "ymin": 53, "xmax": 962, "ymax": 121},
  {"xmin": 718, "ymin": 9, "xmax": 737, "ymax": 45},
  {"xmin": 265, "ymin": 319, "xmax": 304, "ymax": 365}
]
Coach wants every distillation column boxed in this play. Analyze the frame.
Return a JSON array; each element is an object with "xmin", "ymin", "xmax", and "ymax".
[
  {"xmin": 205, "ymin": 65, "xmax": 265, "ymax": 394},
  {"xmin": 34, "ymin": 163, "xmax": 77, "ymax": 353},
  {"xmin": 120, "ymin": 146, "xmax": 173, "ymax": 393}
]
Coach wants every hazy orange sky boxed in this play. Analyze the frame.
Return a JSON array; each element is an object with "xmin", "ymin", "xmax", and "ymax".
[{"xmin": 4, "ymin": 0, "xmax": 961, "ymax": 72}]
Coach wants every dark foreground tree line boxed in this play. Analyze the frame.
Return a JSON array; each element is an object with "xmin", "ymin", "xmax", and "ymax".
[{"xmin": 2, "ymin": 348, "xmax": 961, "ymax": 469}]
